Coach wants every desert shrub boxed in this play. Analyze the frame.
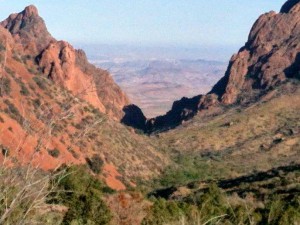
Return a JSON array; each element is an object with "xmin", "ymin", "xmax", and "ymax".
[
  {"xmin": 1, "ymin": 145, "xmax": 9, "ymax": 157},
  {"xmin": 261, "ymin": 195, "xmax": 300, "ymax": 225},
  {"xmin": 33, "ymin": 76, "xmax": 48, "ymax": 89},
  {"xmin": 4, "ymin": 67, "xmax": 15, "ymax": 77},
  {"xmin": 145, "ymin": 184, "xmax": 257, "ymax": 225},
  {"xmin": 142, "ymin": 198, "xmax": 193, "ymax": 225},
  {"xmin": 0, "ymin": 77, "xmax": 11, "ymax": 96},
  {"xmin": 47, "ymin": 148, "xmax": 60, "ymax": 158},
  {"xmin": 67, "ymin": 147, "xmax": 79, "ymax": 159},
  {"xmin": 52, "ymin": 124, "xmax": 64, "ymax": 136},
  {"xmin": 186, "ymin": 184, "xmax": 229, "ymax": 224},
  {"xmin": 27, "ymin": 67, "xmax": 37, "ymax": 74},
  {"xmin": 91, "ymin": 107, "xmax": 101, "ymax": 116},
  {"xmin": 3, "ymin": 99, "xmax": 24, "ymax": 125},
  {"xmin": 21, "ymin": 55, "xmax": 32, "ymax": 63},
  {"xmin": 146, "ymin": 181, "xmax": 300, "ymax": 225},
  {"xmin": 51, "ymin": 166, "xmax": 112, "ymax": 225},
  {"xmin": 0, "ymin": 115, "xmax": 4, "ymax": 123},
  {"xmin": 10, "ymin": 77, "xmax": 30, "ymax": 96},
  {"xmin": 12, "ymin": 53, "xmax": 22, "ymax": 63},
  {"xmin": 32, "ymin": 98, "xmax": 41, "ymax": 109},
  {"xmin": 74, "ymin": 122, "xmax": 84, "ymax": 130},
  {"xmin": 0, "ymin": 166, "xmax": 65, "ymax": 225},
  {"xmin": 20, "ymin": 83, "xmax": 30, "ymax": 96},
  {"xmin": 86, "ymin": 155, "xmax": 104, "ymax": 174},
  {"xmin": 0, "ymin": 43, "xmax": 5, "ymax": 51},
  {"xmin": 158, "ymin": 154, "xmax": 227, "ymax": 187}
]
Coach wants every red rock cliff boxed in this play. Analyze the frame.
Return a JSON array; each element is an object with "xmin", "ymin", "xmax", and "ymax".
[{"xmin": 1, "ymin": 5, "xmax": 129, "ymax": 120}]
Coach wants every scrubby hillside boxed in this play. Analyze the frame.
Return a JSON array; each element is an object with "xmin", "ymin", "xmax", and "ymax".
[
  {"xmin": 157, "ymin": 80, "xmax": 300, "ymax": 186},
  {"xmin": 145, "ymin": 0, "xmax": 300, "ymax": 190},
  {"xmin": 0, "ymin": 6, "xmax": 168, "ymax": 190},
  {"xmin": 136, "ymin": 0, "xmax": 300, "ymax": 224}
]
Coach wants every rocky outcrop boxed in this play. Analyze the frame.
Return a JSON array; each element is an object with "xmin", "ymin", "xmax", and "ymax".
[
  {"xmin": 130, "ymin": 0, "xmax": 300, "ymax": 132},
  {"xmin": 37, "ymin": 41, "xmax": 106, "ymax": 112},
  {"xmin": 121, "ymin": 105, "xmax": 147, "ymax": 131},
  {"xmin": 75, "ymin": 49, "xmax": 130, "ymax": 120},
  {"xmin": 0, "ymin": 5, "xmax": 54, "ymax": 54},
  {"xmin": 213, "ymin": 0, "xmax": 300, "ymax": 104},
  {"xmin": 145, "ymin": 94, "xmax": 218, "ymax": 132},
  {"xmin": 1, "ymin": 5, "xmax": 129, "ymax": 120}
]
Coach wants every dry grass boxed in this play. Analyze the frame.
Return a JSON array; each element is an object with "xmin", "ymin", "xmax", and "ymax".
[{"xmin": 159, "ymin": 82, "xmax": 300, "ymax": 179}]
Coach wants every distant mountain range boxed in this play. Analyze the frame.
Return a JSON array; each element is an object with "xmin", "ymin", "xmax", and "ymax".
[{"xmin": 92, "ymin": 58, "xmax": 226, "ymax": 117}]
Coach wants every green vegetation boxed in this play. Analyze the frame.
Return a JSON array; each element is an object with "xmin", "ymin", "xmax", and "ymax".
[
  {"xmin": 3, "ymin": 99, "xmax": 24, "ymax": 125},
  {"xmin": 0, "ymin": 43, "xmax": 6, "ymax": 51},
  {"xmin": 67, "ymin": 147, "xmax": 79, "ymax": 159},
  {"xmin": 142, "ymin": 198, "xmax": 193, "ymax": 225},
  {"xmin": 86, "ymin": 154, "xmax": 104, "ymax": 174},
  {"xmin": 4, "ymin": 67, "xmax": 15, "ymax": 77},
  {"xmin": 20, "ymin": 82, "xmax": 30, "ymax": 96},
  {"xmin": 47, "ymin": 148, "xmax": 60, "ymax": 158},
  {"xmin": 0, "ymin": 165, "xmax": 114, "ymax": 225},
  {"xmin": 21, "ymin": 54, "xmax": 32, "ymax": 63},
  {"xmin": 50, "ymin": 166, "xmax": 112, "ymax": 225},
  {"xmin": 27, "ymin": 67, "xmax": 37, "ymax": 74},
  {"xmin": 157, "ymin": 154, "xmax": 228, "ymax": 187},
  {"xmin": 0, "ymin": 77, "xmax": 11, "ymax": 96},
  {"xmin": 0, "ymin": 166, "xmax": 65, "ymax": 225},
  {"xmin": 33, "ymin": 76, "xmax": 48, "ymax": 89},
  {"xmin": 14, "ymin": 77, "xmax": 31, "ymax": 96},
  {"xmin": 143, "ymin": 183, "xmax": 300, "ymax": 225},
  {"xmin": 32, "ymin": 98, "xmax": 41, "ymax": 108}
]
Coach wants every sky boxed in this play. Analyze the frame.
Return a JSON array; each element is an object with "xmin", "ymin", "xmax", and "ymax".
[{"xmin": 0, "ymin": 1, "xmax": 284, "ymax": 59}]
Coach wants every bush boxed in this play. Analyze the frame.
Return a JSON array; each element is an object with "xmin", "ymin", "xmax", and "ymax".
[
  {"xmin": 86, "ymin": 155, "xmax": 104, "ymax": 174},
  {"xmin": 0, "ymin": 77, "xmax": 11, "ymax": 96},
  {"xmin": 32, "ymin": 98, "xmax": 41, "ymax": 109},
  {"xmin": 67, "ymin": 147, "xmax": 79, "ymax": 159},
  {"xmin": 0, "ymin": 166, "xmax": 65, "ymax": 225},
  {"xmin": 3, "ymin": 99, "xmax": 24, "ymax": 125},
  {"xmin": 47, "ymin": 148, "xmax": 60, "ymax": 158},
  {"xmin": 192, "ymin": 184, "xmax": 229, "ymax": 224},
  {"xmin": 21, "ymin": 55, "xmax": 32, "ymax": 63},
  {"xmin": 1, "ymin": 145, "xmax": 9, "ymax": 157},
  {"xmin": 142, "ymin": 198, "xmax": 193, "ymax": 225},
  {"xmin": 51, "ymin": 166, "xmax": 112, "ymax": 225},
  {"xmin": 5, "ymin": 67, "xmax": 15, "ymax": 77},
  {"xmin": 20, "ymin": 83, "xmax": 30, "ymax": 96},
  {"xmin": 262, "ymin": 195, "xmax": 300, "ymax": 225},
  {"xmin": 0, "ymin": 42, "xmax": 6, "ymax": 51},
  {"xmin": 158, "ymin": 154, "xmax": 226, "ymax": 187},
  {"xmin": 33, "ymin": 76, "xmax": 47, "ymax": 89}
]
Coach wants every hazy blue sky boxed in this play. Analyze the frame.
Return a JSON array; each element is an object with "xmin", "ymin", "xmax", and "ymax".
[{"xmin": 0, "ymin": 1, "xmax": 284, "ymax": 57}]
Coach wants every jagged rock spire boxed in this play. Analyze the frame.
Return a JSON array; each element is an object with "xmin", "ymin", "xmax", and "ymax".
[{"xmin": 0, "ymin": 5, "xmax": 54, "ymax": 53}]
